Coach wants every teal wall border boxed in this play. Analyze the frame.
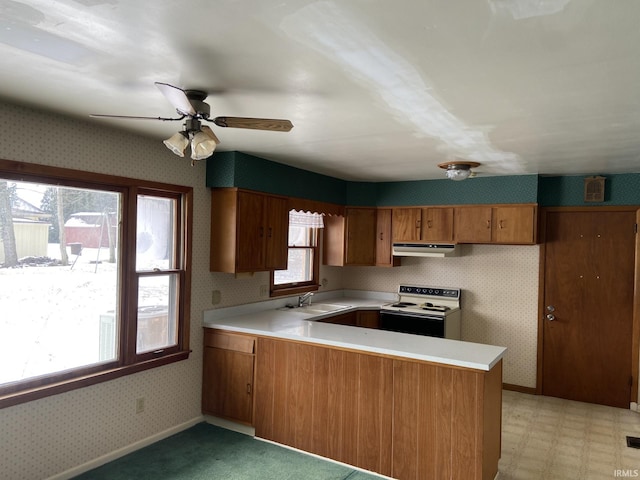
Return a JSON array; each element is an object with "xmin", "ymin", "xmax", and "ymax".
[
  {"xmin": 207, "ymin": 152, "xmax": 640, "ymax": 207},
  {"xmin": 374, "ymin": 175, "xmax": 538, "ymax": 206},
  {"xmin": 207, "ymin": 151, "xmax": 347, "ymax": 204},
  {"xmin": 538, "ymin": 174, "xmax": 640, "ymax": 206}
]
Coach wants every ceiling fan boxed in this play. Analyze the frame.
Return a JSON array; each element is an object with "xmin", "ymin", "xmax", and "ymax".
[{"xmin": 90, "ymin": 82, "xmax": 294, "ymax": 164}]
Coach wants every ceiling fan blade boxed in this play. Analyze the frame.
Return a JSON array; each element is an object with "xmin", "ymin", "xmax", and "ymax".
[
  {"xmin": 89, "ymin": 113, "xmax": 185, "ymax": 121},
  {"xmin": 200, "ymin": 125, "xmax": 220, "ymax": 144},
  {"xmin": 212, "ymin": 116, "xmax": 293, "ymax": 132},
  {"xmin": 155, "ymin": 82, "xmax": 196, "ymax": 116}
]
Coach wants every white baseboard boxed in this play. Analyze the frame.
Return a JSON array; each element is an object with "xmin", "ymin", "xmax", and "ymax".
[
  {"xmin": 203, "ymin": 414, "xmax": 255, "ymax": 436},
  {"xmin": 47, "ymin": 415, "xmax": 204, "ymax": 480}
]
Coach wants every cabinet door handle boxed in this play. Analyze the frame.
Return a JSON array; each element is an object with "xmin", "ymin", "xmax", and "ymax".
[
  {"xmin": 379, "ymin": 232, "xmax": 384, "ymax": 240},
  {"xmin": 486, "ymin": 220, "xmax": 491, "ymax": 229},
  {"xmin": 246, "ymin": 383, "xmax": 252, "ymax": 394},
  {"xmin": 499, "ymin": 220, "xmax": 504, "ymax": 229},
  {"xmin": 427, "ymin": 220, "xmax": 432, "ymax": 228},
  {"xmin": 268, "ymin": 227, "xmax": 273, "ymax": 238}
]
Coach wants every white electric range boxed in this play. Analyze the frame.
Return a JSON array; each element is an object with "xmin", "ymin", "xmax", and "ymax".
[{"xmin": 379, "ymin": 285, "xmax": 461, "ymax": 339}]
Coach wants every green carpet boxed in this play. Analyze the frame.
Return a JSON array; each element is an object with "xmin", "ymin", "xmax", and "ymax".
[{"xmin": 73, "ymin": 422, "xmax": 383, "ymax": 480}]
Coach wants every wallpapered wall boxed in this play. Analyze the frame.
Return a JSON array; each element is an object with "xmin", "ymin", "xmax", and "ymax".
[
  {"xmin": 0, "ymin": 102, "xmax": 213, "ymax": 480},
  {"xmin": 342, "ymin": 244, "xmax": 540, "ymax": 388}
]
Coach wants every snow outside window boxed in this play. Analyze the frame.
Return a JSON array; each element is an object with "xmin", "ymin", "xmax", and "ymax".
[{"xmin": 0, "ymin": 163, "xmax": 192, "ymax": 408}]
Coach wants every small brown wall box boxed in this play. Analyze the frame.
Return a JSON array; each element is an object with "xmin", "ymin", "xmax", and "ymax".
[{"xmin": 584, "ymin": 176, "xmax": 605, "ymax": 202}]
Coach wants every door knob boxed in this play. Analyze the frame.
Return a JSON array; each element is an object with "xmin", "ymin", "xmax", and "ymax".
[
  {"xmin": 546, "ymin": 314, "xmax": 556, "ymax": 321},
  {"xmin": 546, "ymin": 305, "xmax": 555, "ymax": 312}
]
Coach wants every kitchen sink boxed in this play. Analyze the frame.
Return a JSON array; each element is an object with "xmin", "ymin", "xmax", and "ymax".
[{"xmin": 298, "ymin": 303, "xmax": 350, "ymax": 314}]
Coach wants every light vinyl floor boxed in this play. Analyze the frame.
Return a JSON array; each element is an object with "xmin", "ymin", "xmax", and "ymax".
[{"xmin": 499, "ymin": 390, "xmax": 640, "ymax": 479}]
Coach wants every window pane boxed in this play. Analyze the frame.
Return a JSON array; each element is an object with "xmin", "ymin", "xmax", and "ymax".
[
  {"xmin": 273, "ymin": 248, "xmax": 314, "ymax": 285},
  {"xmin": 136, "ymin": 195, "xmax": 176, "ymax": 271},
  {"xmin": 136, "ymin": 274, "xmax": 178, "ymax": 353},
  {"xmin": 288, "ymin": 225, "xmax": 313, "ymax": 247},
  {"xmin": 0, "ymin": 181, "xmax": 120, "ymax": 385}
]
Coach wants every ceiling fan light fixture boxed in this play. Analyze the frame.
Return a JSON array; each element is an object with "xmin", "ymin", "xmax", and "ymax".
[
  {"xmin": 190, "ymin": 126, "xmax": 218, "ymax": 160},
  {"xmin": 438, "ymin": 161, "xmax": 481, "ymax": 181},
  {"xmin": 163, "ymin": 131, "xmax": 189, "ymax": 157}
]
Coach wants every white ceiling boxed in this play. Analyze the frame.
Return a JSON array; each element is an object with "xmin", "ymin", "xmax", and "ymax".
[{"xmin": 2, "ymin": 0, "xmax": 640, "ymax": 181}]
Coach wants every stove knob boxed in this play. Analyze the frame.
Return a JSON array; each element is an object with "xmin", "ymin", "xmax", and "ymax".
[{"xmin": 434, "ymin": 290, "xmax": 440, "ymax": 295}]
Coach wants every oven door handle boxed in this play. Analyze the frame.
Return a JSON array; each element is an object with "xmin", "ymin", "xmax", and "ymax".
[{"xmin": 380, "ymin": 311, "xmax": 445, "ymax": 321}]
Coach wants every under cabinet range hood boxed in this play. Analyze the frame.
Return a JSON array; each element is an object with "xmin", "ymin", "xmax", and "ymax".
[{"xmin": 392, "ymin": 243, "xmax": 457, "ymax": 258}]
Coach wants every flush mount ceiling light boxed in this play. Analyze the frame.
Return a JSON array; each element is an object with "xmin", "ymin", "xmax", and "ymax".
[{"xmin": 437, "ymin": 161, "xmax": 481, "ymax": 181}]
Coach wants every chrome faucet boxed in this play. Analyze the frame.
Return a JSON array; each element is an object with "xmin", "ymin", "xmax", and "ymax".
[{"xmin": 298, "ymin": 292, "xmax": 314, "ymax": 307}]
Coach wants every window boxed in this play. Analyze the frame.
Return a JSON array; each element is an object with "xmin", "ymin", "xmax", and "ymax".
[
  {"xmin": 271, "ymin": 211, "xmax": 322, "ymax": 296},
  {"xmin": 0, "ymin": 160, "xmax": 192, "ymax": 408}
]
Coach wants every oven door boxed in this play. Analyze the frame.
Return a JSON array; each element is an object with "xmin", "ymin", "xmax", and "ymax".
[{"xmin": 379, "ymin": 310, "xmax": 445, "ymax": 338}]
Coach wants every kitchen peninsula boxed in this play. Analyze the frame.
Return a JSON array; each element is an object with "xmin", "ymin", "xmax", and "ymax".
[{"xmin": 203, "ymin": 293, "xmax": 506, "ymax": 480}]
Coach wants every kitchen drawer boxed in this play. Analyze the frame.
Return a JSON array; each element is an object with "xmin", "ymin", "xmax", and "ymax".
[{"xmin": 204, "ymin": 329, "xmax": 255, "ymax": 353}]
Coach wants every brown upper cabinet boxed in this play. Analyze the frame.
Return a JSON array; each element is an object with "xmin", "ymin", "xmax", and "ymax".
[
  {"xmin": 210, "ymin": 187, "xmax": 538, "ymax": 274},
  {"xmin": 392, "ymin": 208, "xmax": 421, "ymax": 241},
  {"xmin": 324, "ymin": 208, "xmax": 377, "ymax": 266},
  {"xmin": 392, "ymin": 207, "xmax": 454, "ymax": 243},
  {"xmin": 375, "ymin": 208, "xmax": 400, "ymax": 267},
  {"xmin": 453, "ymin": 206, "xmax": 493, "ymax": 243},
  {"xmin": 345, "ymin": 208, "xmax": 376, "ymax": 265},
  {"xmin": 454, "ymin": 204, "xmax": 537, "ymax": 244},
  {"xmin": 422, "ymin": 207, "xmax": 454, "ymax": 241},
  {"xmin": 210, "ymin": 188, "xmax": 289, "ymax": 272},
  {"xmin": 492, "ymin": 205, "xmax": 538, "ymax": 244}
]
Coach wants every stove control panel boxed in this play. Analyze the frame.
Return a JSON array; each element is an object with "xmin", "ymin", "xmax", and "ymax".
[{"xmin": 398, "ymin": 285, "xmax": 460, "ymax": 299}]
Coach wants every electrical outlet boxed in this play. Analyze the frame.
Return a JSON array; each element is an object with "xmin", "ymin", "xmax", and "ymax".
[
  {"xmin": 260, "ymin": 285, "xmax": 268, "ymax": 297},
  {"xmin": 211, "ymin": 290, "xmax": 221, "ymax": 305},
  {"xmin": 136, "ymin": 397, "xmax": 145, "ymax": 414}
]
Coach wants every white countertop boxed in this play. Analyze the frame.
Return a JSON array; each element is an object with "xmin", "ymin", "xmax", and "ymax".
[{"xmin": 203, "ymin": 291, "xmax": 506, "ymax": 371}]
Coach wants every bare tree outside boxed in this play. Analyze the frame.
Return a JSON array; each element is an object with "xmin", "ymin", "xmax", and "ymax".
[
  {"xmin": 56, "ymin": 187, "xmax": 69, "ymax": 266},
  {"xmin": 0, "ymin": 181, "xmax": 18, "ymax": 267}
]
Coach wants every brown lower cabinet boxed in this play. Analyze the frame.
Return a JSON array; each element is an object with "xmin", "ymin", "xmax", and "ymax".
[
  {"xmin": 317, "ymin": 310, "xmax": 379, "ymax": 328},
  {"xmin": 254, "ymin": 336, "xmax": 502, "ymax": 480},
  {"xmin": 356, "ymin": 310, "xmax": 380, "ymax": 329},
  {"xmin": 317, "ymin": 311, "xmax": 357, "ymax": 326},
  {"xmin": 202, "ymin": 330, "xmax": 256, "ymax": 425}
]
